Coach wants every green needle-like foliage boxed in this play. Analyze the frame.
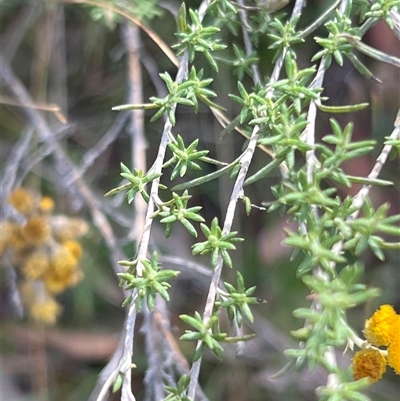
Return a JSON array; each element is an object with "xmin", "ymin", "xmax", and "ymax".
[
  {"xmin": 268, "ymin": 18, "xmax": 304, "ymax": 61},
  {"xmin": 313, "ymin": 10, "xmax": 358, "ymax": 67},
  {"xmin": 118, "ymin": 252, "xmax": 179, "ymax": 311},
  {"xmin": 101, "ymin": 1, "xmax": 400, "ymax": 399},
  {"xmin": 217, "ymin": 271, "xmax": 266, "ymax": 326},
  {"xmin": 173, "ymin": 5, "xmax": 227, "ymax": 71},
  {"xmin": 164, "ymin": 135, "xmax": 209, "ymax": 180},
  {"xmin": 365, "ymin": 0, "xmax": 399, "ymax": 28},
  {"xmin": 105, "ymin": 163, "xmax": 161, "ymax": 203},
  {"xmin": 164, "ymin": 375, "xmax": 192, "ymax": 401},
  {"xmin": 155, "ymin": 190, "xmax": 205, "ymax": 238},
  {"xmin": 216, "ymin": 44, "xmax": 259, "ymax": 79},
  {"xmin": 192, "ymin": 217, "xmax": 244, "ymax": 268},
  {"xmin": 180, "ymin": 312, "xmax": 226, "ymax": 361}
]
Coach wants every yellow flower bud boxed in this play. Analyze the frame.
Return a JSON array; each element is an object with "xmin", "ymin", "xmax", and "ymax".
[
  {"xmin": 39, "ymin": 196, "xmax": 55, "ymax": 213},
  {"xmin": 387, "ymin": 315, "xmax": 400, "ymax": 375},
  {"xmin": 62, "ymin": 240, "xmax": 83, "ymax": 260}
]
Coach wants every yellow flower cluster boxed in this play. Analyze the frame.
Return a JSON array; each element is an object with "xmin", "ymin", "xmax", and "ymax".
[
  {"xmin": 353, "ymin": 304, "xmax": 400, "ymax": 382},
  {"xmin": 1, "ymin": 188, "xmax": 88, "ymax": 326}
]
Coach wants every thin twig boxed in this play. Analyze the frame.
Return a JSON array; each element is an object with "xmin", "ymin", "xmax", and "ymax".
[
  {"xmin": 389, "ymin": 8, "xmax": 400, "ymax": 41},
  {"xmin": 0, "ymin": 4, "xmax": 40, "ymax": 63},
  {"xmin": 67, "ymin": 113, "xmax": 129, "ymax": 185},
  {"xmin": 237, "ymin": 0, "xmax": 262, "ymax": 84},
  {"xmin": 350, "ymin": 116, "xmax": 400, "ymax": 214},
  {"xmin": 123, "ymin": 23, "xmax": 148, "ymax": 242},
  {"xmin": 15, "ymin": 125, "xmax": 75, "ymax": 188},
  {"xmin": 0, "ymin": 126, "xmax": 35, "ymax": 208},
  {"xmin": 141, "ymin": 47, "xmax": 169, "ymax": 98},
  {"xmin": 0, "ymin": 95, "xmax": 67, "ymax": 123},
  {"xmin": 0, "ymin": 55, "xmax": 125, "ymax": 270},
  {"xmin": 188, "ymin": 1, "xmax": 311, "ymax": 397},
  {"xmin": 142, "ymin": 307, "xmax": 164, "ymax": 401},
  {"xmin": 113, "ymin": 0, "xmax": 205, "ymax": 388},
  {"xmin": 188, "ymin": 1, "xmax": 263, "ymax": 396},
  {"xmin": 63, "ymin": 0, "xmax": 179, "ymax": 67}
]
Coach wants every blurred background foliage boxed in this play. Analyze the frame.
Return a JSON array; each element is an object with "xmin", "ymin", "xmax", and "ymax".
[{"xmin": 0, "ymin": 0, "xmax": 399, "ymax": 400}]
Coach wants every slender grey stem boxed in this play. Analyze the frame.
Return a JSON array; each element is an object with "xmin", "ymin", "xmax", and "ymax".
[
  {"xmin": 389, "ymin": 8, "xmax": 400, "ymax": 41},
  {"xmin": 118, "ymin": 0, "xmax": 214, "ymax": 397},
  {"xmin": 237, "ymin": 0, "xmax": 262, "ymax": 84},
  {"xmin": 300, "ymin": 0, "xmax": 350, "ymax": 390}
]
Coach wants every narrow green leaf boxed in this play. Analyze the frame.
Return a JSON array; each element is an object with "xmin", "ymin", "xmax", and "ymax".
[
  {"xmin": 122, "ymin": 295, "xmax": 133, "ymax": 307},
  {"xmin": 178, "ymin": 3, "xmax": 187, "ymax": 33},
  {"xmin": 171, "ymin": 157, "xmax": 241, "ymax": 191},
  {"xmin": 318, "ymin": 102, "xmax": 369, "ymax": 113},
  {"xmin": 223, "ymin": 334, "xmax": 256, "ymax": 342},
  {"xmin": 244, "ymin": 158, "xmax": 282, "ymax": 186},
  {"xmin": 104, "ymin": 183, "xmax": 132, "ymax": 197},
  {"xmin": 180, "ymin": 332, "xmax": 202, "ymax": 341},
  {"xmin": 160, "ymin": 215, "xmax": 177, "ymax": 224},
  {"xmin": 211, "ymin": 247, "xmax": 219, "ymax": 268},
  {"xmin": 346, "ymin": 52, "xmax": 382, "ymax": 82},
  {"xmin": 112, "ymin": 373, "xmax": 123, "ymax": 393},
  {"xmin": 346, "ymin": 175, "xmax": 393, "ymax": 186},
  {"xmin": 180, "ymin": 314, "xmax": 203, "ymax": 330},
  {"xmin": 221, "ymin": 249, "xmax": 233, "ymax": 268},
  {"xmin": 181, "ymin": 218, "xmax": 198, "ymax": 237},
  {"xmin": 112, "ymin": 103, "xmax": 159, "ymax": 111}
]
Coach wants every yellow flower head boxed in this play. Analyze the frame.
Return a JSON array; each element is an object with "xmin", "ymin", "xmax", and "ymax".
[
  {"xmin": 30, "ymin": 296, "xmax": 62, "ymax": 326},
  {"xmin": 387, "ymin": 315, "xmax": 400, "ymax": 375},
  {"xmin": 21, "ymin": 250, "xmax": 50, "ymax": 280},
  {"xmin": 49, "ymin": 246, "xmax": 78, "ymax": 275},
  {"xmin": 363, "ymin": 305, "xmax": 398, "ymax": 347},
  {"xmin": 39, "ymin": 196, "xmax": 55, "ymax": 213},
  {"xmin": 43, "ymin": 271, "xmax": 70, "ymax": 294},
  {"xmin": 43, "ymin": 267, "xmax": 83, "ymax": 293},
  {"xmin": 8, "ymin": 188, "xmax": 35, "ymax": 215},
  {"xmin": 62, "ymin": 240, "xmax": 83, "ymax": 260},
  {"xmin": 43, "ymin": 245, "xmax": 82, "ymax": 293},
  {"xmin": 22, "ymin": 216, "xmax": 51, "ymax": 245},
  {"xmin": 352, "ymin": 348, "xmax": 387, "ymax": 383}
]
